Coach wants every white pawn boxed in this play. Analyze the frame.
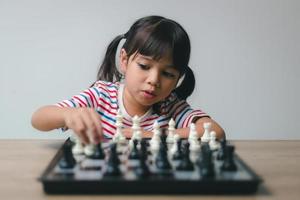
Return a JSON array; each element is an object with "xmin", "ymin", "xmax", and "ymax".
[
  {"xmin": 129, "ymin": 115, "xmax": 141, "ymax": 148},
  {"xmin": 201, "ymin": 122, "xmax": 211, "ymax": 143},
  {"xmin": 72, "ymin": 135, "xmax": 84, "ymax": 155},
  {"xmin": 170, "ymin": 134, "xmax": 180, "ymax": 156},
  {"xmin": 113, "ymin": 109, "xmax": 126, "ymax": 144},
  {"xmin": 209, "ymin": 131, "xmax": 220, "ymax": 150},
  {"xmin": 150, "ymin": 120, "xmax": 161, "ymax": 152},
  {"xmin": 189, "ymin": 123, "xmax": 200, "ymax": 152},
  {"xmin": 84, "ymin": 144, "xmax": 96, "ymax": 157},
  {"xmin": 188, "ymin": 123, "xmax": 199, "ymax": 143},
  {"xmin": 166, "ymin": 118, "xmax": 176, "ymax": 143}
]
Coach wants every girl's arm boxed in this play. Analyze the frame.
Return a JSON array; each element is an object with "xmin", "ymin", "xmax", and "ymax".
[{"xmin": 31, "ymin": 105, "xmax": 103, "ymax": 144}]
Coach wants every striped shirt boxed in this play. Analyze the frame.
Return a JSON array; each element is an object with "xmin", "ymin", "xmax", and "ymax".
[{"xmin": 56, "ymin": 81, "xmax": 208, "ymax": 138}]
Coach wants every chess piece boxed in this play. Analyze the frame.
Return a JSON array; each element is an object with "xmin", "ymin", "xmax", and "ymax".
[
  {"xmin": 129, "ymin": 139, "xmax": 140, "ymax": 160},
  {"xmin": 176, "ymin": 142, "xmax": 194, "ymax": 171},
  {"xmin": 170, "ymin": 134, "xmax": 180, "ymax": 156},
  {"xmin": 105, "ymin": 143, "xmax": 121, "ymax": 176},
  {"xmin": 72, "ymin": 135, "xmax": 84, "ymax": 155},
  {"xmin": 135, "ymin": 139, "xmax": 150, "ymax": 178},
  {"xmin": 155, "ymin": 131, "xmax": 171, "ymax": 170},
  {"xmin": 89, "ymin": 142, "xmax": 105, "ymax": 159},
  {"xmin": 130, "ymin": 115, "xmax": 142, "ymax": 148},
  {"xmin": 166, "ymin": 118, "xmax": 175, "ymax": 143},
  {"xmin": 84, "ymin": 144, "xmax": 96, "ymax": 157},
  {"xmin": 221, "ymin": 145, "xmax": 237, "ymax": 171},
  {"xmin": 201, "ymin": 122, "xmax": 211, "ymax": 143},
  {"xmin": 150, "ymin": 120, "xmax": 161, "ymax": 152},
  {"xmin": 198, "ymin": 143, "xmax": 215, "ymax": 178},
  {"xmin": 209, "ymin": 131, "xmax": 220, "ymax": 151},
  {"xmin": 217, "ymin": 138, "xmax": 227, "ymax": 160},
  {"xmin": 188, "ymin": 123, "xmax": 199, "ymax": 143},
  {"xmin": 172, "ymin": 136, "xmax": 183, "ymax": 160},
  {"xmin": 113, "ymin": 109, "xmax": 126, "ymax": 144},
  {"xmin": 59, "ymin": 140, "xmax": 76, "ymax": 169},
  {"xmin": 188, "ymin": 123, "xmax": 200, "ymax": 152}
]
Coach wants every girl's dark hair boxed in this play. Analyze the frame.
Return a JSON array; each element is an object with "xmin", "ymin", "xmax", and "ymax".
[{"xmin": 97, "ymin": 15, "xmax": 195, "ymax": 101}]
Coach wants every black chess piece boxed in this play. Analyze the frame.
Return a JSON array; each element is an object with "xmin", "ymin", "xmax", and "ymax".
[
  {"xmin": 172, "ymin": 139, "xmax": 183, "ymax": 160},
  {"xmin": 59, "ymin": 140, "xmax": 76, "ymax": 169},
  {"xmin": 89, "ymin": 142, "xmax": 105, "ymax": 160},
  {"xmin": 198, "ymin": 144, "xmax": 215, "ymax": 178},
  {"xmin": 104, "ymin": 143, "xmax": 121, "ymax": 176},
  {"xmin": 176, "ymin": 142, "xmax": 194, "ymax": 171},
  {"xmin": 135, "ymin": 139, "xmax": 150, "ymax": 178},
  {"xmin": 129, "ymin": 139, "xmax": 140, "ymax": 159},
  {"xmin": 217, "ymin": 137, "xmax": 227, "ymax": 160},
  {"xmin": 155, "ymin": 134, "xmax": 171, "ymax": 170},
  {"xmin": 221, "ymin": 145, "xmax": 237, "ymax": 171}
]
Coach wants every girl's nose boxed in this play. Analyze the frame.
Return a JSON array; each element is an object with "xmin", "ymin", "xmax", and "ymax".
[{"xmin": 147, "ymin": 70, "xmax": 160, "ymax": 88}]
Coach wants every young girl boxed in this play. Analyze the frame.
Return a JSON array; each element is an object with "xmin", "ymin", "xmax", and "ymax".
[{"xmin": 31, "ymin": 15, "xmax": 225, "ymax": 144}]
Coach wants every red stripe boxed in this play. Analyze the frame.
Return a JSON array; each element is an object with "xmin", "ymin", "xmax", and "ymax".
[
  {"xmin": 183, "ymin": 110, "xmax": 196, "ymax": 127},
  {"xmin": 99, "ymin": 98, "xmax": 118, "ymax": 109},
  {"xmin": 161, "ymin": 124, "xmax": 168, "ymax": 129},
  {"xmin": 97, "ymin": 82, "xmax": 118, "ymax": 94},
  {"xmin": 103, "ymin": 127, "xmax": 114, "ymax": 137},
  {"xmin": 141, "ymin": 115, "xmax": 159, "ymax": 123},
  {"xmin": 123, "ymin": 120, "xmax": 132, "ymax": 127},
  {"xmin": 62, "ymin": 101, "xmax": 71, "ymax": 107},
  {"xmin": 98, "ymin": 103, "xmax": 117, "ymax": 116},
  {"xmin": 102, "ymin": 119, "xmax": 116, "ymax": 130},
  {"xmin": 74, "ymin": 96, "xmax": 87, "ymax": 107},
  {"xmin": 173, "ymin": 102, "xmax": 188, "ymax": 119}
]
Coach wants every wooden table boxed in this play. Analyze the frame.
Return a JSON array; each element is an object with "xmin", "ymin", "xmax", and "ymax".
[{"xmin": 0, "ymin": 140, "xmax": 299, "ymax": 200}]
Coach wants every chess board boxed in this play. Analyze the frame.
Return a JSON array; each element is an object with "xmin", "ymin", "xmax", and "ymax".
[{"xmin": 39, "ymin": 138, "xmax": 262, "ymax": 194}]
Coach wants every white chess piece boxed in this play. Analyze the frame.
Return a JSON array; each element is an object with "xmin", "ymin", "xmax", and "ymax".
[
  {"xmin": 189, "ymin": 123, "xmax": 200, "ymax": 152},
  {"xmin": 188, "ymin": 123, "xmax": 199, "ymax": 143},
  {"xmin": 84, "ymin": 144, "xmax": 96, "ymax": 157},
  {"xmin": 201, "ymin": 122, "xmax": 211, "ymax": 143},
  {"xmin": 170, "ymin": 134, "xmax": 180, "ymax": 156},
  {"xmin": 129, "ymin": 115, "xmax": 141, "ymax": 148},
  {"xmin": 209, "ymin": 131, "xmax": 220, "ymax": 150},
  {"xmin": 113, "ymin": 109, "xmax": 126, "ymax": 144},
  {"xmin": 72, "ymin": 135, "xmax": 84, "ymax": 155},
  {"xmin": 166, "ymin": 118, "xmax": 176, "ymax": 143},
  {"xmin": 150, "ymin": 120, "xmax": 161, "ymax": 152}
]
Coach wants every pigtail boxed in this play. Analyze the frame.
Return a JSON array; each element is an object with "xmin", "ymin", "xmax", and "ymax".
[
  {"xmin": 174, "ymin": 66, "xmax": 195, "ymax": 100},
  {"xmin": 97, "ymin": 34, "xmax": 124, "ymax": 82}
]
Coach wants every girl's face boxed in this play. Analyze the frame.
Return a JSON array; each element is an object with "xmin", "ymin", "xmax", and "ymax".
[{"xmin": 120, "ymin": 49, "xmax": 180, "ymax": 115}]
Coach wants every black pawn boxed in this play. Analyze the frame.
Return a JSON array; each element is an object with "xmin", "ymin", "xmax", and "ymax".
[
  {"xmin": 59, "ymin": 140, "xmax": 76, "ymax": 169},
  {"xmin": 129, "ymin": 139, "xmax": 140, "ymax": 159},
  {"xmin": 135, "ymin": 139, "xmax": 150, "ymax": 178},
  {"xmin": 176, "ymin": 142, "xmax": 194, "ymax": 171},
  {"xmin": 105, "ymin": 143, "xmax": 121, "ymax": 176},
  {"xmin": 172, "ymin": 139, "xmax": 183, "ymax": 160},
  {"xmin": 89, "ymin": 142, "xmax": 105, "ymax": 160},
  {"xmin": 155, "ymin": 132, "xmax": 171, "ymax": 170},
  {"xmin": 199, "ymin": 144, "xmax": 215, "ymax": 178},
  {"xmin": 221, "ymin": 145, "xmax": 237, "ymax": 171},
  {"xmin": 217, "ymin": 137, "xmax": 227, "ymax": 160}
]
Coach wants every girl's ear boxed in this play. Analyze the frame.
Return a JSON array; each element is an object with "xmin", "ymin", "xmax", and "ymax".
[{"xmin": 119, "ymin": 48, "xmax": 128, "ymax": 74}]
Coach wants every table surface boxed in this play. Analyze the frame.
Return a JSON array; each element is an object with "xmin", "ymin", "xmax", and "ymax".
[{"xmin": 0, "ymin": 139, "xmax": 299, "ymax": 200}]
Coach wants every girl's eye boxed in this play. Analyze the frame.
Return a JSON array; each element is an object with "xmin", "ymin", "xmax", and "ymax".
[
  {"xmin": 162, "ymin": 71, "xmax": 176, "ymax": 78},
  {"xmin": 138, "ymin": 63, "xmax": 149, "ymax": 70}
]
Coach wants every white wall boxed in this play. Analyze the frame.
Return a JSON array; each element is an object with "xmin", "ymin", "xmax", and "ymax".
[{"xmin": 1, "ymin": 0, "xmax": 299, "ymax": 140}]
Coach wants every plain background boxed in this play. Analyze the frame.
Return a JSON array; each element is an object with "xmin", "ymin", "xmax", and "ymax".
[{"xmin": 1, "ymin": 0, "xmax": 299, "ymax": 140}]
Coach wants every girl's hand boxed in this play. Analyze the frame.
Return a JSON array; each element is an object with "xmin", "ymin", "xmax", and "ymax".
[{"xmin": 63, "ymin": 108, "xmax": 102, "ymax": 144}]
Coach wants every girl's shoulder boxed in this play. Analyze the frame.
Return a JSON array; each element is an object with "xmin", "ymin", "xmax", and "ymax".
[{"xmin": 92, "ymin": 80, "xmax": 120, "ymax": 92}]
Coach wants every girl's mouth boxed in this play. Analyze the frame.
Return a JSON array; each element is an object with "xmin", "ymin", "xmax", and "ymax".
[{"xmin": 142, "ymin": 90, "xmax": 156, "ymax": 99}]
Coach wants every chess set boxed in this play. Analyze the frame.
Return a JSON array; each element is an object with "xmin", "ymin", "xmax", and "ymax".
[{"xmin": 39, "ymin": 113, "xmax": 262, "ymax": 194}]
